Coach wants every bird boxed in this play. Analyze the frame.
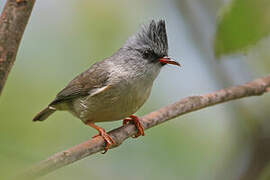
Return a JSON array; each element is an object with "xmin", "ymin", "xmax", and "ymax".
[{"xmin": 33, "ymin": 20, "xmax": 180, "ymax": 153}]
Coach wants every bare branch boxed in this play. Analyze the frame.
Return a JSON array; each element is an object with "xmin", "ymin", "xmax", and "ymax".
[
  {"xmin": 0, "ymin": 0, "xmax": 36, "ymax": 95},
  {"xmin": 16, "ymin": 75, "xmax": 270, "ymax": 179}
]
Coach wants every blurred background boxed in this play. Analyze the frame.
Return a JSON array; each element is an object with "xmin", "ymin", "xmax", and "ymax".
[{"xmin": 1, "ymin": 0, "xmax": 270, "ymax": 179}]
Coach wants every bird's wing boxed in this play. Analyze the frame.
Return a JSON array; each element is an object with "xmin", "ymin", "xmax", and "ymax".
[{"xmin": 49, "ymin": 61, "xmax": 110, "ymax": 106}]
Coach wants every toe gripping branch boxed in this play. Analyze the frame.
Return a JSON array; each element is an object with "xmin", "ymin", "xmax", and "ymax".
[
  {"xmin": 87, "ymin": 122, "xmax": 115, "ymax": 154},
  {"xmin": 123, "ymin": 115, "xmax": 145, "ymax": 138},
  {"xmin": 87, "ymin": 115, "xmax": 144, "ymax": 154}
]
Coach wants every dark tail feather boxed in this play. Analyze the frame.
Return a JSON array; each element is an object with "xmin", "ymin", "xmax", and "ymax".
[{"xmin": 33, "ymin": 107, "xmax": 56, "ymax": 121}]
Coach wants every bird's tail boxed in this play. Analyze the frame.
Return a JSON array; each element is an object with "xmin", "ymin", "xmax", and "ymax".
[{"xmin": 33, "ymin": 107, "xmax": 56, "ymax": 121}]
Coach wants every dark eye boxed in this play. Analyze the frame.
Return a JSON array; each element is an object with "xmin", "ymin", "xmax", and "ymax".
[{"xmin": 143, "ymin": 50, "xmax": 153, "ymax": 59}]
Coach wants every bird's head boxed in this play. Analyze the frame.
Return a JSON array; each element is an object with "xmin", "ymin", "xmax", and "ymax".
[{"xmin": 123, "ymin": 20, "xmax": 180, "ymax": 67}]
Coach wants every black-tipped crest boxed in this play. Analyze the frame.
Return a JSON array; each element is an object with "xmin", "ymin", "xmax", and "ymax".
[{"xmin": 125, "ymin": 20, "xmax": 169, "ymax": 59}]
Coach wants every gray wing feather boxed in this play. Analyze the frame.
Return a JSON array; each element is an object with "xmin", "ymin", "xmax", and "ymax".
[{"xmin": 49, "ymin": 61, "xmax": 109, "ymax": 106}]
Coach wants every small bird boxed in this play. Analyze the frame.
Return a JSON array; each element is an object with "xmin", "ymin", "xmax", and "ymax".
[{"xmin": 33, "ymin": 20, "xmax": 180, "ymax": 153}]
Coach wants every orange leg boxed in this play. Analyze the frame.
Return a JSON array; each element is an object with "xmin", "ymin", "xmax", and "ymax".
[
  {"xmin": 16, "ymin": 0, "xmax": 27, "ymax": 3},
  {"xmin": 123, "ymin": 115, "xmax": 145, "ymax": 138},
  {"xmin": 86, "ymin": 122, "xmax": 115, "ymax": 154}
]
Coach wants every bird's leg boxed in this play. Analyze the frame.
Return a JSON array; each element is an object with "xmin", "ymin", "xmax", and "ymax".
[
  {"xmin": 16, "ymin": 0, "xmax": 27, "ymax": 3},
  {"xmin": 86, "ymin": 122, "xmax": 115, "ymax": 154},
  {"xmin": 123, "ymin": 115, "xmax": 145, "ymax": 138}
]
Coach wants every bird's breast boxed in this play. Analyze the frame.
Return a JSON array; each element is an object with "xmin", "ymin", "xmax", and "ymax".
[
  {"xmin": 71, "ymin": 62, "xmax": 161, "ymax": 123},
  {"xmin": 71, "ymin": 76, "xmax": 153, "ymax": 123}
]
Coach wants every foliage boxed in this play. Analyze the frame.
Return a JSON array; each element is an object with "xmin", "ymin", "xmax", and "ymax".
[{"xmin": 214, "ymin": 0, "xmax": 270, "ymax": 58}]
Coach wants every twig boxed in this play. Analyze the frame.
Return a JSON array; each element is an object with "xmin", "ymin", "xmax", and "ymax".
[
  {"xmin": 0, "ymin": 0, "xmax": 36, "ymax": 95},
  {"xmin": 17, "ymin": 75, "xmax": 270, "ymax": 179}
]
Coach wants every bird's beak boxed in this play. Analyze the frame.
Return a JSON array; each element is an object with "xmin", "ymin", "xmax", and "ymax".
[{"xmin": 159, "ymin": 56, "xmax": 181, "ymax": 67}]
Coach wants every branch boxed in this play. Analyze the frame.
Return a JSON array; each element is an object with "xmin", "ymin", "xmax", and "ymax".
[
  {"xmin": 19, "ymin": 75, "xmax": 270, "ymax": 179},
  {"xmin": 0, "ymin": 0, "xmax": 36, "ymax": 95}
]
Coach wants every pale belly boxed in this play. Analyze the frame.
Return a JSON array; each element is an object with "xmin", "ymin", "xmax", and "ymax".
[{"xmin": 68, "ymin": 82, "xmax": 153, "ymax": 123}]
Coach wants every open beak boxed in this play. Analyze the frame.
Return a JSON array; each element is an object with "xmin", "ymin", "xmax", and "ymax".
[{"xmin": 159, "ymin": 56, "xmax": 181, "ymax": 67}]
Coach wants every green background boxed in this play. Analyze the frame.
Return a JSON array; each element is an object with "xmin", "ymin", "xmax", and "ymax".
[{"xmin": 1, "ymin": 0, "xmax": 270, "ymax": 179}]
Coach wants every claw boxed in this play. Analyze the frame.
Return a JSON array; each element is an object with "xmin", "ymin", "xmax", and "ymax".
[
  {"xmin": 96, "ymin": 129, "xmax": 115, "ymax": 154},
  {"xmin": 87, "ymin": 122, "xmax": 115, "ymax": 154},
  {"xmin": 123, "ymin": 115, "xmax": 145, "ymax": 138}
]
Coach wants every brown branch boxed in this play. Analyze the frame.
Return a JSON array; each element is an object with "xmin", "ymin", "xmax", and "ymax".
[
  {"xmin": 0, "ymin": 0, "xmax": 36, "ymax": 95},
  {"xmin": 18, "ymin": 75, "xmax": 270, "ymax": 179}
]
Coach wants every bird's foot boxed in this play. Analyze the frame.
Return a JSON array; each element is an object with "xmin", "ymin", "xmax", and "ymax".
[
  {"xmin": 123, "ymin": 115, "xmax": 145, "ymax": 138},
  {"xmin": 16, "ymin": 0, "xmax": 27, "ymax": 4},
  {"xmin": 92, "ymin": 128, "xmax": 115, "ymax": 154},
  {"xmin": 87, "ymin": 122, "xmax": 115, "ymax": 154}
]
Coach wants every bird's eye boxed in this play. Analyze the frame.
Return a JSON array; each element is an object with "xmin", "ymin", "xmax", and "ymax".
[{"xmin": 143, "ymin": 50, "xmax": 152, "ymax": 59}]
